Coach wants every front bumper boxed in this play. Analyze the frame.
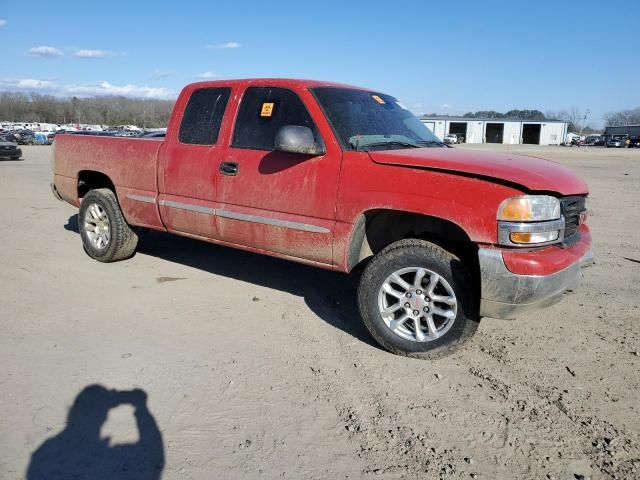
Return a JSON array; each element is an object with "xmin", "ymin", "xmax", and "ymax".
[
  {"xmin": 50, "ymin": 182, "xmax": 64, "ymax": 201},
  {"xmin": 0, "ymin": 148, "xmax": 21, "ymax": 158},
  {"xmin": 479, "ymin": 242, "xmax": 593, "ymax": 320}
]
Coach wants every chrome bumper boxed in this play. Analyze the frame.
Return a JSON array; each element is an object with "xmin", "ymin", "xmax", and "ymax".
[{"xmin": 479, "ymin": 248, "xmax": 594, "ymax": 320}]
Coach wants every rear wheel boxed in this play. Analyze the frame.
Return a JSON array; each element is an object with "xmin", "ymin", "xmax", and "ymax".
[
  {"xmin": 79, "ymin": 188, "xmax": 138, "ymax": 262},
  {"xmin": 358, "ymin": 239, "xmax": 478, "ymax": 359}
]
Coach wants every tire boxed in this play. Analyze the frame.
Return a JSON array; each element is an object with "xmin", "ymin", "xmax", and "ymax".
[
  {"xmin": 78, "ymin": 188, "xmax": 138, "ymax": 262},
  {"xmin": 358, "ymin": 239, "xmax": 478, "ymax": 359},
  {"xmin": 11, "ymin": 156, "xmax": 20, "ymax": 160}
]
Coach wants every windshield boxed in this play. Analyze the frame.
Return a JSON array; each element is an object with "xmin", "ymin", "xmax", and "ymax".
[{"xmin": 311, "ymin": 87, "xmax": 443, "ymax": 151}]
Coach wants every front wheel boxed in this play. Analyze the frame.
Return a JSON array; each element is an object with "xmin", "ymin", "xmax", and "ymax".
[
  {"xmin": 79, "ymin": 188, "xmax": 138, "ymax": 262},
  {"xmin": 358, "ymin": 239, "xmax": 478, "ymax": 359}
]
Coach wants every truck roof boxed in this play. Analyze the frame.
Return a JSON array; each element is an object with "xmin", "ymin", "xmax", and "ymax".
[{"xmin": 186, "ymin": 78, "xmax": 370, "ymax": 91}]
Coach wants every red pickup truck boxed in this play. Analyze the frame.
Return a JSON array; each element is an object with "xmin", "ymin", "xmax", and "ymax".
[{"xmin": 52, "ymin": 79, "xmax": 593, "ymax": 358}]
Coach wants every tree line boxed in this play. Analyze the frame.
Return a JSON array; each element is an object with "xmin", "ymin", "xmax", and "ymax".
[
  {"xmin": 426, "ymin": 108, "xmax": 592, "ymax": 132},
  {"xmin": 604, "ymin": 107, "xmax": 640, "ymax": 127},
  {"xmin": 463, "ymin": 108, "xmax": 594, "ymax": 131},
  {"xmin": 0, "ymin": 92, "xmax": 175, "ymax": 128},
  {"xmin": 3, "ymin": 91, "xmax": 636, "ymax": 130},
  {"xmin": 432, "ymin": 106, "xmax": 640, "ymax": 131},
  {"xmin": 460, "ymin": 108, "xmax": 605, "ymax": 133},
  {"xmin": 461, "ymin": 109, "xmax": 547, "ymax": 120}
]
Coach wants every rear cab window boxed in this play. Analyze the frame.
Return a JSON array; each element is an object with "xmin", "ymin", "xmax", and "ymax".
[
  {"xmin": 178, "ymin": 87, "xmax": 231, "ymax": 145},
  {"xmin": 231, "ymin": 86, "xmax": 322, "ymax": 150}
]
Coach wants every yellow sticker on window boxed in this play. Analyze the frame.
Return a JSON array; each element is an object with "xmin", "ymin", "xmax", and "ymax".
[
  {"xmin": 260, "ymin": 102, "xmax": 275, "ymax": 117},
  {"xmin": 372, "ymin": 95, "xmax": 385, "ymax": 105}
]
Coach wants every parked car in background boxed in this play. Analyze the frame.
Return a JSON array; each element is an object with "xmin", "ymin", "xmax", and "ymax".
[
  {"xmin": 12, "ymin": 130, "xmax": 36, "ymax": 145},
  {"xmin": 585, "ymin": 135, "xmax": 604, "ymax": 146},
  {"xmin": 606, "ymin": 136, "xmax": 628, "ymax": 148},
  {"xmin": 65, "ymin": 130, "xmax": 118, "ymax": 137},
  {"xmin": 139, "ymin": 131, "xmax": 166, "ymax": 138},
  {"xmin": 0, "ymin": 138, "xmax": 22, "ymax": 160},
  {"xmin": 1, "ymin": 133, "xmax": 19, "ymax": 144},
  {"xmin": 564, "ymin": 133, "xmax": 587, "ymax": 146},
  {"xmin": 443, "ymin": 133, "xmax": 459, "ymax": 144},
  {"xmin": 34, "ymin": 132, "xmax": 49, "ymax": 145}
]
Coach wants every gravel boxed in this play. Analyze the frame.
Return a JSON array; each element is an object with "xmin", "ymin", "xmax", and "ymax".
[{"xmin": 0, "ymin": 144, "xmax": 638, "ymax": 479}]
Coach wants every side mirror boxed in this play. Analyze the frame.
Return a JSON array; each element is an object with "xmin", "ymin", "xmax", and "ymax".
[{"xmin": 275, "ymin": 125, "xmax": 325, "ymax": 156}]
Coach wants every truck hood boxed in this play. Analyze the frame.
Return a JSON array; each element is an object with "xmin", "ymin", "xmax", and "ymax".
[{"xmin": 368, "ymin": 148, "xmax": 588, "ymax": 196}]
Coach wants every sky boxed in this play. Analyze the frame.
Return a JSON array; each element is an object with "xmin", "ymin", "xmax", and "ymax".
[{"xmin": 1, "ymin": 0, "xmax": 638, "ymax": 127}]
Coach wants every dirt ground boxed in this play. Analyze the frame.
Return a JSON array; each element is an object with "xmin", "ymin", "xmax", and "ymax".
[{"xmin": 1, "ymin": 144, "xmax": 639, "ymax": 480}]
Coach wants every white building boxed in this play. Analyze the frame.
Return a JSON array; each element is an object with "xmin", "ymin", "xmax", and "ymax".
[{"xmin": 421, "ymin": 116, "xmax": 568, "ymax": 145}]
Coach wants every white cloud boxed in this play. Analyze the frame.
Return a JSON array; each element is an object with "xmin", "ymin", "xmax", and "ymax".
[
  {"xmin": 28, "ymin": 46, "xmax": 64, "ymax": 57},
  {"xmin": 74, "ymin": 49, "xmax": 114, "ymax": 59},
  {"xmin": 194, "ymin": 71, "xmax": 219, "ymax": 79},
  {"xmin": 400, "ymin": 102, "xmax": 424, "ymax": 115},
  {"xmin": 441, "ymin": 103, "xmax": 454, "ymax": 110},
  {"xmin": 0, "ymin": 78, "xmax": 174, "ymax": 100},
  {"xmin": 0, "ymin": 78, "xmax": 55, "ymax": 89},
  {"xmin": 151, "ymin": 69, "xmax": 173, "ymax": 79},
  {"xmin": 0, "ymin": 19, "xmax": 7, "ymax": 27},
  {"xmin": 207, "ymin": 41, "xmax": 241, "ymax": 49},
  {"xmin": 64, "ymin": 81, "xmax": 174, "ymax": 99}
]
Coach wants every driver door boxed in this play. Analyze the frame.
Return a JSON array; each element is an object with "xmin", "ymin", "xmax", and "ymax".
[{"xmin": 216, "ymin": 86, "xmax": 341, "ymax": 265}]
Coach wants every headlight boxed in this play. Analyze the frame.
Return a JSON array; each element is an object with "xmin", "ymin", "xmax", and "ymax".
[
  {"xmin": 498, "ymin": 195, "xmax": 560, "ymax": 221},
  {"xmin": 498, "ymin": 195, "xmax": 564, "ymax": 247}
]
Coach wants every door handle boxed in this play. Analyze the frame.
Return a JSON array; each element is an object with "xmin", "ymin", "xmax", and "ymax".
[{"xmin": 219, "ymin": 161, "xmax": 239, "ymax": 176}]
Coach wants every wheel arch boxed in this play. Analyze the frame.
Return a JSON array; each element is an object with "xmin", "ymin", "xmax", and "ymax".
[
  {"xmin": 346, "ymin": 209, "xmax": 479, "ymax": 277},
  {"xmin": 77, "ymin": 170, "xmax": 116, "ymax": 201}
]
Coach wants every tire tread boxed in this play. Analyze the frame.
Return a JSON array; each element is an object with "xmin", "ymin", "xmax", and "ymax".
[
  {"xmin": 80, "ymin": 188, "xmax": 138, "ymax": 262},
  {"xmin": 358, "ymin": 239, "xmax": 478, "ymax": 359}
]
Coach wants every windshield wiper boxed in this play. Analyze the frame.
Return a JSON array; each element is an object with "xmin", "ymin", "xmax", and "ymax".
[
  {"xmin": 416, "ymin": 140, "xmax": 447, "ymax": 147},
  {"xmin": 360, "ymin": 140, "xmax": 421, "ymax": 151}
]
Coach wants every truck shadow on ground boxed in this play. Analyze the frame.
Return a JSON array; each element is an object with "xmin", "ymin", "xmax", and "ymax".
[
  {"xmin": 65, "ymin": 214, "xmax": 380, "ymax": 350},
  {"xmin": 27, "ymin": 385, "xmax": 164, "ymax": 480}
]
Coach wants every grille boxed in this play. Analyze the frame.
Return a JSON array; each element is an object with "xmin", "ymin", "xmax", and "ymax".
[{"xmin": 561, "ymin": 195, "xmax": 586, "ymax": 242}]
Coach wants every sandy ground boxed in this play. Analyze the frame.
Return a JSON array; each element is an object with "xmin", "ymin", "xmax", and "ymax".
[{"xmin": 0, "ymin": 144, "xmax": 639, "ymax": 479}]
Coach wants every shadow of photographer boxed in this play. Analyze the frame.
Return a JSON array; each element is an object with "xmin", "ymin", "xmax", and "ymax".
[{"xmin": 27, "ymin": 385, "xmax": 164, "ymax": 480}]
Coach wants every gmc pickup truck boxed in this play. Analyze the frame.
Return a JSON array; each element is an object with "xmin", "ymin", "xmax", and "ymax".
[{"xmin": 52, "ymin": 79, "xmax": 593, "ymax": 358}]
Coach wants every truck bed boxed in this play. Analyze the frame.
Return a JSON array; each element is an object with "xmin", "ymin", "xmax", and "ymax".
[{"xmin": 54, "ymin": 135, "xmax": 162, "ymax": 207}]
